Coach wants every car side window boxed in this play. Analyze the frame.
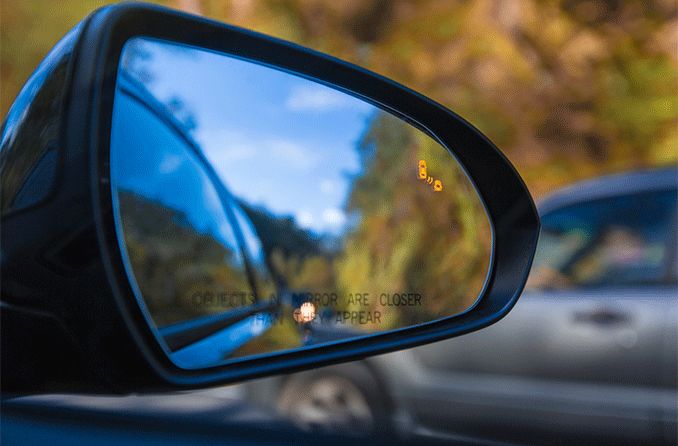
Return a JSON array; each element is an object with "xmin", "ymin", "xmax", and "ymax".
[
  {"xmin": 112, "ymin": 83, "xmax": 256, "ymax": 327},
  {"xmin": 527, "ymin": 189, "xmax": 677, "ymax": 290}
]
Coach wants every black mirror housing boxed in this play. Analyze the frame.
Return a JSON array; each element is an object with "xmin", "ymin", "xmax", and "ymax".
[{"xmin": 0, "ymin": 3, "xmax": 539, "ymax": 391}]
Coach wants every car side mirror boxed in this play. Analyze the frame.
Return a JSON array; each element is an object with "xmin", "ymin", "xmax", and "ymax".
[{"xmin": 0, "ymin": 3, "xmax": 539, "ymax": 391}]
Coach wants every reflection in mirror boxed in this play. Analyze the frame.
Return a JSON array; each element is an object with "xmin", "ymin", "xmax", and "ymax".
[{"xmin": 110, "ymin": 38, "xmax": 492, "ymax": 369}]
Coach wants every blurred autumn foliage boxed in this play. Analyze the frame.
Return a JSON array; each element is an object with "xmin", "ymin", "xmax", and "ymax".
[{"xmin": 2, "ymin": 0, "xmax": 676, "ymax": 197}]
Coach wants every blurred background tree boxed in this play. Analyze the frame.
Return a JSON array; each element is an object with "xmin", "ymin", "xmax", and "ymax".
[{"xmin": 2, "ymin": 0, "xmax": 676, "ymax": 198}]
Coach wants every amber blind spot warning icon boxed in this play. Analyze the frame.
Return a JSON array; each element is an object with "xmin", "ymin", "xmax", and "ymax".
[
  {"xmin": 418, "ymin": 160, "xmax": 443, "ymax": 192},
  {"xmin": 418, "ymin": 160, "xmax": 427, "ymax": 179}
]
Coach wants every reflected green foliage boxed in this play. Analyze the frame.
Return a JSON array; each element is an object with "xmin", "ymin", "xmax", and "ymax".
[
  {"xmin": 337, "ymin": 113, "xmax": 490, "ymax": 328},
  {"xmin": 119, "ymin": 191, "xmax": 251, "ymax": 327},
  {"xmin": 240, "ymin": 202, "xmax": 325, "ymax": 288}
]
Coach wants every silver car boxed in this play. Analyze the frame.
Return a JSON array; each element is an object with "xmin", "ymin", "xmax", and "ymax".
[{"xmin": 244, "ymin": 167, "xmax": 678, "ymax": 445}]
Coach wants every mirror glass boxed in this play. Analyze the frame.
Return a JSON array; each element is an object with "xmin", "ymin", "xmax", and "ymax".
[{"xmin": 110, "ymin": 37, "xmax": 492, "ymax": 369}]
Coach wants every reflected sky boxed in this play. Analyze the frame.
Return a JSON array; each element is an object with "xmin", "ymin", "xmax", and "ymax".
[{"xmin": 124, "ymin": 38, "xmax": 375, "ymax": 237}]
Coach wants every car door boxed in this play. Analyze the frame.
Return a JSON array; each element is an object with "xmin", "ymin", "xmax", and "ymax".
[{"xmin": 410, "ymin": 187, "xmax": 677, "ymax": 444}]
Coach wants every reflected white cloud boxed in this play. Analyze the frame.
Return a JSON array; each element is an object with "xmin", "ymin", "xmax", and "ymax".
[
  {"xmin": 199, "ymin": 129, "xmax": 258, "ymax": 163},
  {"xmin": 217, "ymin": 143, "xmax": 257, "ymax": 163},
  {"xmin": 201, "ymin": 130, "xmax": 320, "ymax": 173},
  {"xmin": 320, "ymin": 179, "xmax": 338, "ymax": 195},
  {"xmin": 159, "ymin": 154, "xmax": 182, "ymax": 174},
  {"xmin": 322, "ymin": 208, "xmax": 346, "ymax": 228},
  {"xmin": 294, "ymin": 208, "xmax": 347, "ymax": 233},
  {"xmin": 295, "ymin": 210, "xmax": 314, "ymax": 229},
  {"xmin": 268, "ymin": 138, "xmax": 320, "ymax": 170},
  {"xmin": 285, "ymin": 84, "xmax": 357, "ymax": 112}
]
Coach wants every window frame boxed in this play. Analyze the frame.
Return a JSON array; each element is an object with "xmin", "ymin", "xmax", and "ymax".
[{"xmin": 535, "ymin": 188, "xmax": 678, "ymax": 291}]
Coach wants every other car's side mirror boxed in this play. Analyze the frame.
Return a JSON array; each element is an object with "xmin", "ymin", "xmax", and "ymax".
[{"xmin": 0, "ymin": 3, "xmax": 539, "ymax": 391}]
